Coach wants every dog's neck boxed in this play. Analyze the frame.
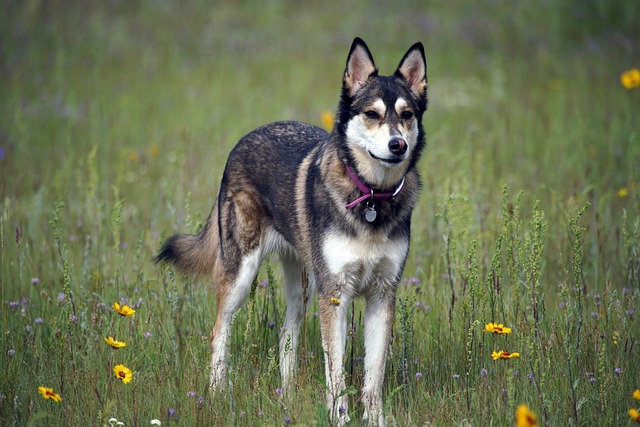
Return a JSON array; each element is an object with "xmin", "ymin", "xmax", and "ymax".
[{"xmin": 343, "ymin": 162, "xmax": 405, "ymax": 209}]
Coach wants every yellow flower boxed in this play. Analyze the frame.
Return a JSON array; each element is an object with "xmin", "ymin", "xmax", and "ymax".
[
  {"xmin": 127, "ymin": 150, "xmax": 139, "ymax": 162},
  {"xmin": 38, "ymin": 386, "xmax": 62, "ymax": 402},
  {"xmin": 491, "ymin": 350, "xmax": 520, "ymax": 360},
  {"xmin": 629, "ymin": 408, "xmax": 640, "ymax": 423},
  {"xmin": 618, "ymin": 188, "xmax": 629, "ymax": 198},
  {"xmin": 330, "ymin": 297, "xmax": 341, "ymax": 306},
  {"xmin": 621, "ymin": 68, "xmax": 640, "ymax": 90},
  {"xmin": 484, "ymin": 322, "xmax": 512, "ymax": 334},
  {"xmin": 634, "ymin": 389, "xmax": 640, "ymax": 400},
  {"xmin": 104, "ymin": 336, "xmax": 126, "ymax": 349},
  {"xmin": 113, "ymin": 364, "xmax": 133, "ymax": 384},
  {"xmin": 515, "ymin": 404, "xmax": 538, "ymax": 427},
  {"xmin": 321, "ymin": 110, "xmax": 334, "ymax": 132},
  {"xmin": 112, "ymin": 302, "xmax": 135, "ymax": 317},
  {"xmin": 149, "ymin": 144, "xmax": 159, "ymax": 157}
]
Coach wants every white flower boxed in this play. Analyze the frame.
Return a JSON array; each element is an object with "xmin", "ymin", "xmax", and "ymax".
[{"xmin": 150, "ymin": 420, "xmax": 162, "ymax": 426}]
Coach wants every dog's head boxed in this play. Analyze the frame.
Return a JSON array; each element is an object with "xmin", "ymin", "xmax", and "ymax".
[{"xmin": 336, "ymin": 37, "xmax": 427, "ymax": 188}]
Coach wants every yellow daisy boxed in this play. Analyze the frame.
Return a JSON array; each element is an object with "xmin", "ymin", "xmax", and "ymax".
[
  {"xmin": 629, "ymin": 408, "xmax": 640, "ymax": 423},
  {"xmin": 634, "ymin": 389, "xmax": 640, "ymax": 400},
  {"xmin": 38, "ymin": 386, "xmax": 62, "ymax": 402},
  {"xmin": 484, "ymin": 322, "xmax": 512, "ymax": 334},
  {"xmin": 619, "ymin": 188, "xmax": 629, "ymax": 198},
  {"xmin": 491, "ymin": 350, "xmax": 520, "ymax": 360},
  {"xmin": 113, "ymin": 364, "xmax": 133, "ymax": 384},
  {"xmin": 112, "ymin": 302, "xmax": 135, "ymax": 317},
  {"xmin": 321, "ymin": 110, "xmax": 334, "ymax": 132},
  {"xmin": 621, "ymin": 68, "xmax": 640, "ymax": 90},
  {"xmin": 515, "ymin": 404, "xmax": 538, "ymax": 427},
  {"xmin": 104, "ymin": 336, "xmax": 126, "ymax": 349}
]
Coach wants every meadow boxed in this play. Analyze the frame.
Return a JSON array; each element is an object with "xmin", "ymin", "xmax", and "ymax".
[{"xmin": 1, "ymin": 0, "xmax": 639, "ymax": 425}]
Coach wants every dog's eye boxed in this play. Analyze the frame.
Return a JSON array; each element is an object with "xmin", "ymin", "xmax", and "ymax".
[
  {"xmin": 364, "ymin": 111, "xmax": 381, "ymax": 120},
  {"xmin": 400, "ymin": 110, "xmax": 414, "ymax": 120}
]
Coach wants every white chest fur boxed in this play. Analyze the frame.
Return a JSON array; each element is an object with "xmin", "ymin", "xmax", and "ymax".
[{"xmin": 321, "ymin": 232, "xmax": 408, "ymax": 295}]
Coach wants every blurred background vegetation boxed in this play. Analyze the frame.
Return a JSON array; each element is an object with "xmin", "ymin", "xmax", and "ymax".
[{"xmin": 1, "ymin": 0, "xmax": 639, "ymax": 425}]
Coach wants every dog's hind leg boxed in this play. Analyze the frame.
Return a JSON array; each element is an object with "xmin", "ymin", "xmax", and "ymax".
[
  {"xmin": 279, "ymin": 254, "xmax": 314, "ymax": 393},
  {"xmin": 362, "ymin": 291, "xmax": 397, "ymax": 426},
  {"xmin": 209, "ymin": 190, "xmax": 265, "ymax": 393}
]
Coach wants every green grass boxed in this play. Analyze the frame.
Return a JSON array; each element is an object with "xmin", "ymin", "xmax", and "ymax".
[{"xmin": 1, "ymin": 0, "xmax": 639, "ymax": 425}]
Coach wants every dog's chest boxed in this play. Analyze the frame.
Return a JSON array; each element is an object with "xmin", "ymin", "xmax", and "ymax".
[{"xmin": 321, "ymin": 232, "xmax": 408, "ymax": 294}]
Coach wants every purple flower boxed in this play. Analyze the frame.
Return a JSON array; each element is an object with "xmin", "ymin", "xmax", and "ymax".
[
  {"xmin": 71, "ymin": 315, "xmax": 78, "ymax": 323},
  {"xmin": 0, "ymin": 147, "xmax": 4, "ymax": 159},
  {"xmin": 197, "ymin": 396, "xmax": 204, "ymax": 404},
  {"xmin": 268, "ymin": 321, "xmax": 276, "ymax": 329},
  {"xmin": 259, "ymin": 280, "xmax": 268, "ymax": 288},
  {"xmin": 187, "ymin": 391, "xmax": 197, "ymax": 398},
  {"xmin": 415, "ymin": 372, "xmax": 423, "ymax": 379},
  {"xmin": 9, "ymin": 301, "xmax": 19, "ymax": 308},
  {"xmin": 7, "ymin": 349, "xmax": 15, "ymax": 357},
  {"xmin": 513, "ymin": 371, "xmax": 520, "ymax": 377},
  {"xmin": 143, "ymin": 331, "xmax": 152, "ymax": 338},
  {"xmin": 275, "ymin": 388, "xmax": 283, "ymax": 395},
  {"xmin": 614, "ymin": 367, "xmax": 622, "ymax": 375},
  {"xmin": 167, "ymin": 408, "xmax": 177, "ymax": 418},
  {"xmin": 35, "ymin": 317, "xmax": 44, "ymax": 325},
  {"xmin": 588, "ymin": 377, "xmax": 596, "ymax": 383},
  {"xmin": 453, "ymin": 374, "xmax": 460, "ymax": 379},
  {"xmin": 527, "ymin": 373, "xmax": 534, "ymax": 382},
  {"xmin": 626, "ymin": 309, "xmax": 635, "ymax": 316},
  {"xmin": 355, "ymin": 356, "xmax": 364, "ymax": 362},
  {"xmin": 257, "ymin": 411, "xmax": 264, "ymax": 417},
  {"xmin": 622, "ymin": 287, "xmax": 630, "ymax": 296},
  {"xmin": 25, "ymin": 325, "xmax": 32, "ymax": 333},
  {"xmin": 31, "ymin": 278, "xmax": 40, "ymax": 285},
  {"xmin": 338, "ymin": 405, "xmax": 346, "ymax": 415},
  {"xmin": 57, "ymin": 293, "xmax": 66, "ymax": 303},
  {"xmin": 284, "ymin": 417, "xmax": 293, "ymax": 425},
  {"xmin": 480, "ymin": 368, "xmax": 488, "ymax": 377}
]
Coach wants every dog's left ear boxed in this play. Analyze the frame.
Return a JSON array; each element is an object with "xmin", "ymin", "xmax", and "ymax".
[
  {"xmin": 344, "ymin": 37, "xmax": 379, "ymax": 97},
  {"xmin": 395, "ymin": 42, "xmax": 427, "ymax": 100}
]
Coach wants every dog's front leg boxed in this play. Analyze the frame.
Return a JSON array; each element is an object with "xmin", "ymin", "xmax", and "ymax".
[
  {"xmin": 319, "ymin": 293, "xmax": 350, "ymax": 425},
  {"xmin": 362, "ymin": 291, "xmax": 397, "ymax": 426}
]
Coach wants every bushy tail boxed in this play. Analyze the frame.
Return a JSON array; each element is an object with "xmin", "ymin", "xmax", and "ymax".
[{"xmin": 155, "ymin": 204, "xmax": 219, "ymax": 277}]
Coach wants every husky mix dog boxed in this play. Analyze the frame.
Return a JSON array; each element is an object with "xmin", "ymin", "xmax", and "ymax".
[{"xmin": 156, "ymin": 37, "xmax": 427, "ymax": 425}]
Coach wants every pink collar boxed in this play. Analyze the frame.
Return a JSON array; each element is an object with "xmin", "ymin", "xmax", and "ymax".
[{"xmin": 344, "ymin": 163, "xmax": 405, "ymax": 209}]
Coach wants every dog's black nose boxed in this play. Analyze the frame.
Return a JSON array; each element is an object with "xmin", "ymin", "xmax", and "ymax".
[{"xmin": 388, "ymin": 137, "xmax": 407, "ymax": 155}]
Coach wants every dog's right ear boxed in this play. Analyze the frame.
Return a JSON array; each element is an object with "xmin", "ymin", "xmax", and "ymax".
[{"xmin": 343, "ymin": 37, "xmax": 378, "ymax": 97}]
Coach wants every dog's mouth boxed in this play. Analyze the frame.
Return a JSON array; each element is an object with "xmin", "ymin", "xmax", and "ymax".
[{"xmin": 368, "ymin": 151, "xmax": 404, "ymax": 165}]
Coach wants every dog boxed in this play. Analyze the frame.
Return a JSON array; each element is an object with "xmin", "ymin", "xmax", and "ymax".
[{"xmin": 156, "ymin": 37, "xmax": 427, "ymax": 425}]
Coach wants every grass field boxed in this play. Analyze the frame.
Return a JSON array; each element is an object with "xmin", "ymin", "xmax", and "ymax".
[{"xmin": 2, "ymin": 0, "xmax": 640, "ymax": 425}]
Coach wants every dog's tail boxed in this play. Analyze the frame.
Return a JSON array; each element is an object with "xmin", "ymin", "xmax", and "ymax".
[{"xmin": 155, "ymin": 203, "xmax": 219, "ymax": 277}]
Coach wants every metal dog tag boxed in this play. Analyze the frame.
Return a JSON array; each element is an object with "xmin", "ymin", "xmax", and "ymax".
[{"xmin": 364, "ymin": 203, "xmax": 377, "ymax": 222}]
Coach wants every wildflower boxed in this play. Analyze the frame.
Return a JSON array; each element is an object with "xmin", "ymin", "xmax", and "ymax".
[
  {"xmin": 630, "ymin": 408, "xmax": 640, "ymax": 422},
  {"xmin": 415, "ymin": 372, "xmax": 423, "ymax": 379},
  {"xmin": 275, "ymin": 388, "xmax": 283, "ymax": 395},
  {"xmin": 257, "ymin": 411, "xmax": 264, "ymax": 417},
  {"xmin": 112, "ymin": 302, "xmax": 135, "ymax": 317},
  {"xmin": 614, "ymin": 368, "xmax": 622, "ymax": 375},
  {"xmin": 620, "ymin": 68, "xmax": 640, "ymax": 90},
  {"xmin": 268, "ymin": 321, "xmax": 275, "ymax": 329},
  {"xmin": 484, "ymin": 322, "xmax": 512, "ymax": 334},
  {"xmin": 143, "ymin": 331, "xmax": 152, "ymax": 338},
  {"xmin": 284, "ymin": 417, "xmax": 293, "ymax": 425},
  {"xmin": 149, "ymin": 145, "xmax": 159, "ymax": 157},
  {"xmin": 150, "ymin": 420, "xmax": 162, "ymax": 426},
  {"xmin": 7, "ymin": 349, "xmax": 15, "ymax": 357},
  {"xmin": 330, "ymin": 297, "xmax": 341, "ymax": 306},
  {"xmin": 71, "ymin": 315, "xmax": 78, "ymax": 323},
  {"xmin": 113, "ymin": 364, "xmax": 133, "ymax": 384},
  {"xmin": 35, "ymin": 317, "xmax": 44, "ymax": 325},
  {"xmin": 104, "ymin": 336, "xmax": 126, "ymax": 349},
  {"xmin": 167, "ymin": 408, "xmax": 177, "ymax": 418},
  {"xmin": 338, "ymin": 405, "xmax": 346, "ymax": 415},
  {"xmin": 9, "ymin": 301, "xmax": 19, "ymax": 308},
  {"xmin": 613, "ymin": 331, "xmax": 620, "ymax": 345},
  {"xmin": 588, "ymin": 377, "xmax": 596, "ymax": 383},
  {"xmin": 453, "ymin": 374, "xmax": 460, "ymax": 379},
  {"xmin": 187, "ymin": 391, "xmax": 197, "ymax": 398},
  {"xmin": 38, "ymin": 386, "xmax": 62, "ymax": 402},
  {"xmin": 619, "ymin": 188, "xmax": 629, "ymax": 198},
  {"xmin": 491, "ymin": 350, "xmax": 520, "ymax": 360},
  {"xmin": 31, "ymin": 278, "xmax": 40, "ymax": 284},
  {"xmin": 515, "ymin": 404, "xmax": 538, "ymax": 427},
  {"xmin": 634, "ymin": 389, "xmax": 640, "ymax": 400},
  {"xmin": 321, "ymin": 110, "xmax": 334, "ymax": 131},
  {"xmin": 57, "ymin": 293, "xmax": 66, "ymax": 303}
]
